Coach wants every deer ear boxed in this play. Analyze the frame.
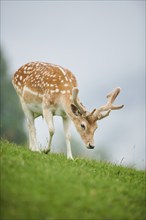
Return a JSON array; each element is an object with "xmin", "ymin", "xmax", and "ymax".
[{"xmin": 71, "ymin": 104, "xmax": 82, "ymax": 116}]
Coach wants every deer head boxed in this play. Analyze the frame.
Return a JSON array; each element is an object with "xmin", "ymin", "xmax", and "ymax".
[{"xmin": 70, "ymin": 87, "xmax": 124, "ymax": 149}]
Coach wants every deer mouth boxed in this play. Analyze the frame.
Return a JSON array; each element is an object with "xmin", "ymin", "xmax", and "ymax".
[{"xmin": 87, "ymin": 144, "xmax": 95, "ymax": 149}]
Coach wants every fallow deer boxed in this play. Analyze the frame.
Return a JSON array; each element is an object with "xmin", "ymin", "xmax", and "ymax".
[{"xmin": 12, "ymin": 62, "xmax": 124, "ymax": 159}]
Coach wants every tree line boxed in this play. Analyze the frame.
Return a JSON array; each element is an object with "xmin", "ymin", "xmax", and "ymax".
[{"xmin": 0, "ymin": 49, "xmax": 27, "ymax": 144}]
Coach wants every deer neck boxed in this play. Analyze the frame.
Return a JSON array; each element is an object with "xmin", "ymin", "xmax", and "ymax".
[{"xmin": 61, "ymin": 95, "xmax": 77, "ymax": 120}]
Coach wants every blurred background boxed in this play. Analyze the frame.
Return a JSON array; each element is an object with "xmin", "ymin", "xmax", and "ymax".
[{"xmin": 0, "ymin": 1, "xmax": 145, "ymax": 169}]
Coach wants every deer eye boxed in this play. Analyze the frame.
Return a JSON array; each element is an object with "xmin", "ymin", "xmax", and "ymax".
[{"xmin": 81, "ymin": 123, "xmax": 86, "ymax": 130}]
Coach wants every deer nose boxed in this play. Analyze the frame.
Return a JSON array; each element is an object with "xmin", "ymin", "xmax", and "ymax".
[{"xmin": 87, "ymin": 144, "xmax": 95, "ymax": 149}]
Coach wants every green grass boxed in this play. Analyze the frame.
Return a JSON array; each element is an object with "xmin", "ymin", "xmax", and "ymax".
[{"xmin": 0, "ymin": 140, "xmax": 146, "ymax": 220}]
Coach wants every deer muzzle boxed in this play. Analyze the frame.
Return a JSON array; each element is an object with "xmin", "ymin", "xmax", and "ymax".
[{"xmin": 87, "ymin": 144, "xmax": 95, "ymax": 149}]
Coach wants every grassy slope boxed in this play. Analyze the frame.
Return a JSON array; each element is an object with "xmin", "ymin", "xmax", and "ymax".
[{"xmin": 0, "ymin": 140, "xmax": 145, "ymax": 220}]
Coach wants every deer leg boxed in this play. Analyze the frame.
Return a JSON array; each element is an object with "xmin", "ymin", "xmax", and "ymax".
[
  {"xmin": 63, "ymin": 117, "xmax": 73, "ymax": 160},
  {"xmin": 20, "ymin": 98, "xmax": 40, "ymax": 152},
  {"xmin": 27, "ymin": 117, "xmax": 40, "ymax": 152},
  {"xmin": 43, "ymin": 108, "xmax": 55, "ymax": 153}
]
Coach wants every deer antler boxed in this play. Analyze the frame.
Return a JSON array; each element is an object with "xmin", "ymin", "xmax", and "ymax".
[
  {"xmin": 91, "ymin": 87, "xmax": 124, "ymax": 121},
  {"xmin": 72, "ymin": 87, "xmax": 87, "ymax": 115}
]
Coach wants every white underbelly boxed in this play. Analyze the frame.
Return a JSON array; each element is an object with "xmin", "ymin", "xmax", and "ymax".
[
  {"xmin": 22, "ymin": 86, "xmax": 67, "ymax": 117},
  {"xmin": 26, "ymin": 103, "xmax": 66, "ymax": 117}
]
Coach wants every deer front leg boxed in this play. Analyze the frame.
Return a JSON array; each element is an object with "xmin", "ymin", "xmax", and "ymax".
[
  {"xmin": 63, "ymin": 117, "xmax": 73, "ymax": 160},
  {"xmin": 20, "ymin": 97, "xmax": 40, "ymax": 152},
  {"xmin": 27, "ymin": 117, "xmax": 40, "ymax": 152},
  {"xmin": 43, "ymin": 108, "xmax": 55, "ymax": 153}
]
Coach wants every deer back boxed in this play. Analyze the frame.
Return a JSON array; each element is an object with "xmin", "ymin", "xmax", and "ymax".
[{"xmin": 12, "ymin": 62, "xmax": 77, "ymax": 98}]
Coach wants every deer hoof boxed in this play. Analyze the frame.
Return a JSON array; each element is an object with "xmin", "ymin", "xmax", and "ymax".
[{"xmin": 44, "ymin": 148, "xmax": 51, "ymax": 154}]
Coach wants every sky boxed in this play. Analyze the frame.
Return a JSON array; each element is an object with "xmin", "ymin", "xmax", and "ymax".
[{"xmin": 1, "ymin": 0, "xmax": 145, "ymax": 169}]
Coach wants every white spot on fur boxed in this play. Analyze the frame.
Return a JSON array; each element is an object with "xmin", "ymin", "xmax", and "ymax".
[
  {"xmin": 55, "ymin": 89, "xmax": 59, "ymax": 93},
  {"xmin": 50, "ymin": 90, "xmax": 56, "ymax": 94},
  {"xmin": 65, "ymin": 76, "xmax": 68, "ymax": 81},
  {"xmin": 61, "ymin": 90, "xmax": 66, "ymax": 94}
]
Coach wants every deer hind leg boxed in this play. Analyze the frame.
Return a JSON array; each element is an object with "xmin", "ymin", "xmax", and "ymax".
[
  {"xmin": 63, "ymin": 117, "xmax": 73, "ymax": 160},
  {"xmin": 19, "ymin": 98, "xmax": 40, "ymax": 152},
  {"xmin": 43, "ymin": 108, "xmax": 55, "ymax": 153}
]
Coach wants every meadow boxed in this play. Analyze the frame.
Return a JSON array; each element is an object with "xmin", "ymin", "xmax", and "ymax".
[{"xmin": 0, "ymin": 140, "xmax": 145, "ymax": 220}]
